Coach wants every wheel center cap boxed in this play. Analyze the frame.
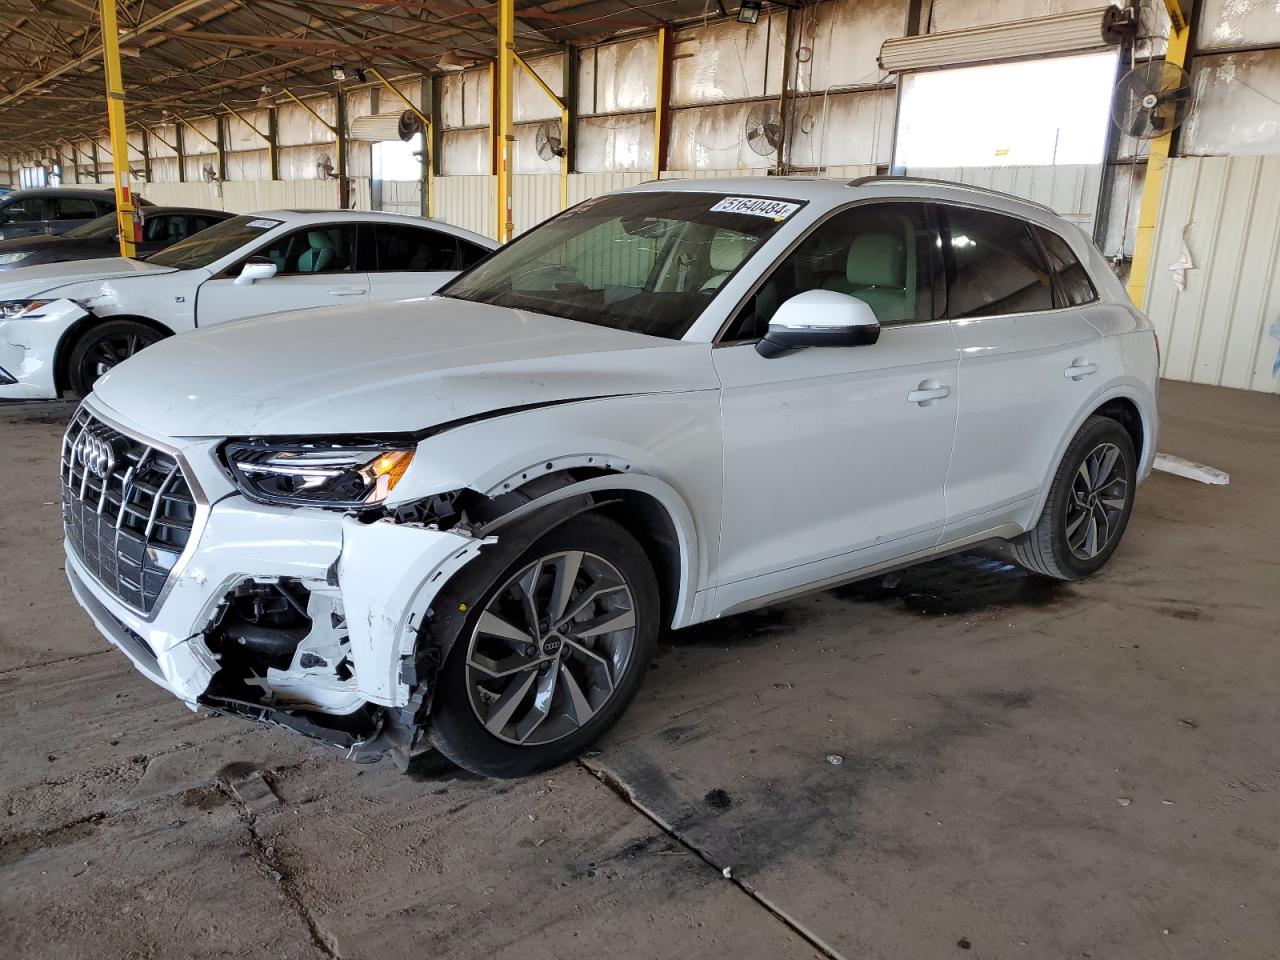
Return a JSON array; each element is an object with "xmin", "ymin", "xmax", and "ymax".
[{"xmin": 541, "ymin": 635, "xmax": 564, "ymax": 656}]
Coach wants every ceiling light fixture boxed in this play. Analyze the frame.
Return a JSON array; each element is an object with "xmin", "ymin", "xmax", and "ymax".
[{"xmin": 737, "ymin": 0, "xmax": 762, "ymax": 24}]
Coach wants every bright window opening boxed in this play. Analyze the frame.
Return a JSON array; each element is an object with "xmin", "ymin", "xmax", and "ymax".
[{"xmin": 895, "ymin": 52, "xmax": 1118, "ymax": 168}]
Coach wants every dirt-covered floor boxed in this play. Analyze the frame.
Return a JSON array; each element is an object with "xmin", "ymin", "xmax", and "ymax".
[{"xmin": 2, "ymin": 380, "xmax": 1277, "ymax": 960}]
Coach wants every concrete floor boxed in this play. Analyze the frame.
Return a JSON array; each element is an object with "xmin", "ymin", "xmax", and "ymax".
[{"xmin": 1, "ymin": 380, "xmax": 1277, "ymax": 960}]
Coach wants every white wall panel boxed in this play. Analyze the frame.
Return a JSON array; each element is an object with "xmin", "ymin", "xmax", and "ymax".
[
  {"xmin": 566, "ymin": 172, "xmax": 646, "ymax": 204},
  {"xmin": 1198, "ymin": 0, "xmax": 1280, "ymax": 50},
  {"xmin": 670, "ymin": 13, "xmax": 785, "ymax": 105},
  {"xmin": 381, "ymin": 180, "xmax": 422, "ymax": 216},
  {"xmin": 1143, "ymin": 154, "xmax": 1280, "ymax": 394},
  {"xmin": 441, "ymin": 128, "xmax": 492, "ymax": 176},
  {"xmin": 225, "ymin": 149, "xmax": 269, "ymax": 181},
  {"xmin": 433, "ymin": 175, "xmax": 495, "ymax": 237},
  {"xmin": 1183, "ymin": 51, "xmax": 1280, "ymax": 157},
  {"xmin": 278, "ymin": 99, "xmax": 337, "ymax": 146},
  {"xmin": 668, "ymin": 103, "xmax": 777, "ymax": 171},
  {"xmin": 442, "ymin": 68, "xmax": 491, "ymax": 128},
  {"xmin": 927, "ymin": 0, "xmax": 1111, "ymax": 33},
  {"xmin": 788, "ymin": 88, "xmax": 896, "ymax": 168},
  {"xmin": 579, "ymin": 36, "xmax": 659, "ymax": 114},
  {"xmin": 793, "ymin": 0, "xmax": 904, "ymax": 93},
  {"xmin": 515, "ymin": 54, "xmax": 564, "ymax": 122},
  {"xmin": 575, "ymin": 114, "xmax": 654, "ymax": 172},
  {"xmin": 513, "ymin": 174, "xmax": 561, "ymax": 234}
]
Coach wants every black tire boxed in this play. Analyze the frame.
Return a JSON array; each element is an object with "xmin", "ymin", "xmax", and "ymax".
[
  {"xmin": 67, "ymin": 319, "xmax": 166, "ymax": 397},
  {"xmin": 1009, "ymin": 415, "xmax": 1137, "ymax": 580},
  {"xmin": 426, "ymin": 512, "xmax": 659, "ymax": 778}
]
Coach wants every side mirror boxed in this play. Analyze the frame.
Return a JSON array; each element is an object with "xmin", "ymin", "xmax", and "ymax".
[
  {"xmin": 234, "ymin": 257, "xmax": 277, "ymax": 286},
  {"xmin": 756, "ymin": 289, "xmax": 881, "ymax": 358}
]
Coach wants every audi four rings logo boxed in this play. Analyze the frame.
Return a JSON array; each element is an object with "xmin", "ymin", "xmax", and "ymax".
[{"xmin": 77, "ymin": 433, "xmax": 119, "ymax": 479}]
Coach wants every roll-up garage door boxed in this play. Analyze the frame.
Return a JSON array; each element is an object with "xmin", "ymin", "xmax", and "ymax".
[{"xmin": 879, "ymin": 5, "xmax": 1131, "ymax": 74}]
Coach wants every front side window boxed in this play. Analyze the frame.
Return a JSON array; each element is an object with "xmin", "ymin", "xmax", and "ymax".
[
  {"xmin": 0, "ymin": 198, "xmax": 43, "ymax": 224},
  {"xmin": 148, "ymin": 215, "xmax": 283, "ymax": 270},
  {"xmin": 939, "ymin": 206, "xmax": 1054, "ymax": 318},
  {"xmin": 442, "ymin": 192, "xmax": 798, "ymax": 340},
  {"xmin": 255, "ymin": 225, "xmax": 357, "ymax": 275},
  {"xmin": 374, "ymin": 225, "xmax": 457, "ymax": 271},
  {"xmin": 724, "ymin": 201, "xmax": 942, "ymax": 342},
  {"xmin": 1033, "ymin": 226, "xmax": 1097, "ymax": 307},
  {"xmin": 143, "ymin": 214, "xmax": 188, "ymax": 243}
]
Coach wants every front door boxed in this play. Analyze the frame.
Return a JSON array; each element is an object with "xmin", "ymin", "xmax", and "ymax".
[
  {"xmin": 194, "ymin": 223, "xmax": 369, "ymax": 327},
  {"xmin": 712, "ymin": 201, "xmax": 960, "ymax": 613}
]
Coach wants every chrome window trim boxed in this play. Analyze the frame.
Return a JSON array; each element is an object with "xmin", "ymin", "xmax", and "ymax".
[{"xmin": 66, "ymin": 401, "xmax": 212, "ymax": 624}]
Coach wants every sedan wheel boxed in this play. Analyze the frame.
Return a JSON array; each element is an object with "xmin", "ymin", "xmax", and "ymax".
[
  {"xmin": 1065, "ymin": 441, "xmax": 1129, "ymax": 560},
  {"xmin": 67, "ymin": 319, "xmax": 165, "ymax": 397}
]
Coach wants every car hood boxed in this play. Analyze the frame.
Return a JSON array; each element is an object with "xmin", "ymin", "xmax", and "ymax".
[
  {"xmin": 90, "ymin": 296, "xmax": 717, "ymax": 437},
  {"xmin": 0, "ymin": 256, "xmax": 176, "ymax": 298}
]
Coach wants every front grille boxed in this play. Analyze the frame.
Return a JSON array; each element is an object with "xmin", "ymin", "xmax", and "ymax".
[{"xmin": 60, "ymin": 407, "xmax": 198, "ymax": 615}]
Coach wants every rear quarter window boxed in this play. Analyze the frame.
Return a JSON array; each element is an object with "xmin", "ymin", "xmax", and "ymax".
[{"xmin": 1034, "ymin": 226, "xmax": 1098, "ymax": 307}]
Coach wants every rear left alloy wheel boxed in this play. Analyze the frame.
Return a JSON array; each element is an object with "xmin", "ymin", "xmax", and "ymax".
[
  {"xmin": 426, "ymin": 513, "xmax": 658, "ymax": 778},
  {"xmin": 67, "ymin": 319, "xmax": 166, "ymax": 397}
]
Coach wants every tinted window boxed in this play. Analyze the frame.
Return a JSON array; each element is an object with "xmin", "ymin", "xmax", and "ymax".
[
  {"xmin": 65, "ymin": 212, "xmax": 120, "ymax": 239},
  {"xmin": 52, "ymin": 196, "xmax": 100, "ymax": 220},
  {"xmin": 256, "ymin": 225, "xmax": 356, "ymax": 275},
  {"xmin": 1034, "ymin": 226, "xmax": 1097, "ymax": 307},
  {"xmin": 457, "ymin": 239, "xmax": 491, "ymax": 269},
  {"xmin": 940, "ymin": 206, "xmax": 1054, "ymax": 318},
  {"xmin": 149, "ymin": 215, "xmax": 283, "ymax": 269},
  {"xmin": 443, "ymin": 191, "xmax": 794, "ymax": 340},
  {"xmin": 725, "ymin": 201, "xmax": 941, "ymax": 341},
  {"xmin": 374, "ymin": 225, "xmax": 457, "ymax": 271},
  {"xmin": 187, "ymin": 214, "xmax": 224, "ymax": 234},
  {"xmin": 143, "ymin": 214, "xmax": 188, "ymax": 243},
  {"xmin": 0, "ymin": 198, "xmax": 43, "ymax": 223}
]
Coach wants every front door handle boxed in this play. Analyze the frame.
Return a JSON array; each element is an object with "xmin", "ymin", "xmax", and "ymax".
[
  {"xmin": 328, "ymin": 287, "xmax": 367, "ymax": 296},
  {"xmin": 908, "ymin": 380, "xmax": 951, "ymax": 406},
  {"xmin": 1064, "ymin": 358, "xmax": 1098, "ymax": 380}
]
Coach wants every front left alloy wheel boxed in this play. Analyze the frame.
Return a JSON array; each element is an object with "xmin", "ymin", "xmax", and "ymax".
[
  {"xmin": 67, "ymin": 319, "xmax": 166, "ymax": 396},
  {"xmin": 426, "ymin": 513, "xmax": 658, "ymax": 778}
]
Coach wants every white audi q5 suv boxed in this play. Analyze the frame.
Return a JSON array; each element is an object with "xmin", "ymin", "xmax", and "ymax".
[{"xmin": 61, "ymin": 177, "xmax": 1158, "ymax": 778}]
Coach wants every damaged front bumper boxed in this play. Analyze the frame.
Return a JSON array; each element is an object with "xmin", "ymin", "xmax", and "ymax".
[
  {"xmin": 0, "ymin": 298, "xmax": 88, "ymax": 399},
  {"xmin": 65, "ymin": 486, "xmax": 491, "ymax": 758}
]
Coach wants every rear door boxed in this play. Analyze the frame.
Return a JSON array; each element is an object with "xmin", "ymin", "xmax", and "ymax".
[
  {"xmin": 938, "ymin": 204, "xmax": 1103, "ymax": 541},
  {"xmin": 194, "ymin": 223, "xmax": 369, "ymax": 327},
  {"xmin": 365, "ymin": 223, "xmax": 468, "ymax": 300},
  {"xmin": 48, "ymin": 194, "xmax": 104, "ymax": 235}
]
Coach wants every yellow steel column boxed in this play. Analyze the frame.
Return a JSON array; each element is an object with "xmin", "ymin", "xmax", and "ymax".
[
  {"xmin": 652, "ymin": 26, "xmax": 670, "ymax": 182},
  {"xmin": 496, "ymin": 0, "xmax": 515, "ymax": 242},
  {"xmin": 1127, "ymin": 0, "xmax": 1190, "ymax": 309},
  {"xmin": 99, "ymin": 0, "xmax": 136, "ymax": 258}
]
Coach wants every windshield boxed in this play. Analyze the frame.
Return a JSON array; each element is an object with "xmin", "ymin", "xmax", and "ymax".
[
  {"xmin": 440, "ymin": 191, "xmax": 801, "ymax": 339},
  {"xmin": 147, "ymin": 215, "xmax": 283, "ymax": 270},
  {"xmin": 64, "ymin": 212, "xmax": 119, "ymax": 240}
]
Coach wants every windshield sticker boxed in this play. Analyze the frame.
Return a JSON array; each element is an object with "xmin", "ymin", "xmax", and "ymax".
[
  {"xmin": 245, "ymin": 218, "xmax": 283, "ymax": 230},
  {"xmin": 710, "ymin": 197, "xmax": 801, "ymax": 221}
]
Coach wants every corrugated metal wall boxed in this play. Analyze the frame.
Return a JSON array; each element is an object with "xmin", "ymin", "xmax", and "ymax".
[
  {"xmin": 906, "ymin": 163, "xmax": 1104, "ymax": 233},
  {"xmin": 139, "ymin": 178, "xmax": 371, "ymax": 213},
  {"xmin": 1143, "ymin": 154, "xmax": 1280, "ymax": 394}
]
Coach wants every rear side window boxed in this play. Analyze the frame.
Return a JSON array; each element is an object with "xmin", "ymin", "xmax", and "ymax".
[
  {"xmin": 939, "ymin": 206, "xmax": 1054, "ymax": 318},
  {"xmin": 373, "ymin": 225, "xmax": 458, "ymax": 271},
  {"xmin": 1034, "ymin": 226, "xmax": 1097, "ymax": 307},
  {"xmin": 52, "ymin": 196, "xmax": 100, "ymax": 220},
  {"xmin": 457, "ymin": 239, "xmax": 491, "ymax": 269},
  {"xmin": 0, "ymin": 198, "xmax": 44, "ymax": 223}
]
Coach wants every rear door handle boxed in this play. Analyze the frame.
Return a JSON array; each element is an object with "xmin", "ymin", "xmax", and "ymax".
[
  {"xmin": 908, "ymin": 380, "xmax": 951, "ymax": 406},
  {"xmin": 328, "ymin": 287, "xmax": 367, "ymax": 296},
  {"xmin": 1064, "ymin": 359, "xmax": 1098, "ymax": 380}
]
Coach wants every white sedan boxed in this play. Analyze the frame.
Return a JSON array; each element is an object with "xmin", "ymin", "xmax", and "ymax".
[
  {"xmin": 0, "ymin": 209, "xmax": 494, "ymax": 398},
  {"xmin": 62, "ymin": 177, "xmax": 1158, "ymax": 778}
]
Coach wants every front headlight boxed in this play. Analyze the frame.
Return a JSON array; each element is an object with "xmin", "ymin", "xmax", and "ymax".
[
  {"xmin": 0, "ymin": 299, "xmax": 51, "ymax": 319},
  {"xmin": 223, "ymin": 440, "xmax": 415, "ymax": 508},
  {"xmin": 0, "ymin": 252, "xmax": 32, "ymax": 265}
]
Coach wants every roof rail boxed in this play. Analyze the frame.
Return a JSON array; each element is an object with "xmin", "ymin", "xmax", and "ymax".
[{"xmin": 845, "ymin": 175, "xmax": 1058, "ymax": 215}]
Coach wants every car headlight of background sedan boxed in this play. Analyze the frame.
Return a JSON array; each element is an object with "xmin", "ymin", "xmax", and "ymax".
[
  {"xmin": 0, "ymin": 252, "xmax": 32, "ymax": 265},
  {"xmin": 0, "ymin": 299, "xmax": 52, "ymax": 319},
  {"xmin": 223, "ymin": 440, "xmax": 415, "ymax": 508}
]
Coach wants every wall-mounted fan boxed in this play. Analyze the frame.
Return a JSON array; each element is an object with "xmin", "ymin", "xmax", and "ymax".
[
  {"xmin": 397, "ymin": 110, "xmax": 424, "ymax": 142},
  {"xmin": 1112, "ymin": 60, "xmax": 1192, "ymax": 140},
  {"xmin": 201, "ymin": 161, "xmax": 219, "ymax": 183},
  {"xmin": 744, "ymin": 103, "xmax": 782, "ymax": 156},
  {"xmin": 535, "ymin": 120, "xmax": 565, "ymax": 160},
  {"xmin": 316, "ymin": 153, "xmax": 335, "ymax": 180}
]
